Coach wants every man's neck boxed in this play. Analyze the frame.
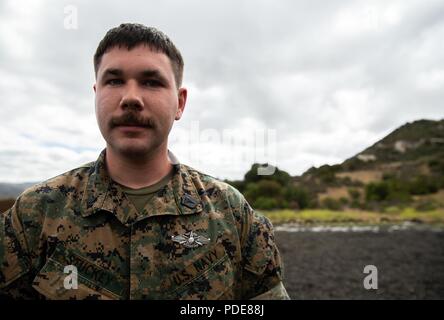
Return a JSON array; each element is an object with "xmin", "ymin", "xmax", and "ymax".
[{"xmin": 105, "ymin": 145, "xmax": 173, "ymax": 189}]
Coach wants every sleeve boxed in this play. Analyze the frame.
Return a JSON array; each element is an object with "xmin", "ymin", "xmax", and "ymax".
[
  {"xmin": 0, "ymin": 198, "xmax": 36, "ymax": 299},
  {"xmin": 239, "ymin": 200, "xmax": 290, "ymax": 300}
]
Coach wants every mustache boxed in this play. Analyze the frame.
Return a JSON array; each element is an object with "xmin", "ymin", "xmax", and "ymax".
[{"xmin": 109, "ymin": 112, "xmax": 156, "ymax": 129}]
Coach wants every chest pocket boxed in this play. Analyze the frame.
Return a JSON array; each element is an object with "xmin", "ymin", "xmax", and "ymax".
[
  {"xmin": 32, "ymin": 244, "xmax": 126, "ymax": 300},
  {"xmin": 164, "ymin": 242, "xmax": 236, "ymax": 300}
]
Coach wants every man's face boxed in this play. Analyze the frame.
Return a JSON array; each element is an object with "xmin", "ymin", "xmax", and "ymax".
[{"xmin": 94, "ymin": 45, "xmax": 186, "ymax": 158}]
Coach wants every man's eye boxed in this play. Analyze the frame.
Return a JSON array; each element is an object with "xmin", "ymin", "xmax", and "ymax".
[
  {"xmin": 143, "ymin": 80, "xmax": 162, "ymax": 87},
  {"xmin": 106, "ymin": 79, "xmax": 123, "ymax": 85}
]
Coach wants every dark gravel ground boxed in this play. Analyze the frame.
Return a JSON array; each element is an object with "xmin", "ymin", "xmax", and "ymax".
[{"xmin": 275, "ymin": 228, "xmax": 444, "ymax": 299}]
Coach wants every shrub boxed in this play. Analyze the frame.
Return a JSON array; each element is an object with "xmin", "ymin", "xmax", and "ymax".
[
  {"xmin": 348, "ymin": 188, "xmax": 361, "ymax": 200},
  {"xmin": 339, "ymin": 197, "xmax": 349, "ymax": 205},
  {"xmin": 414, "ymin": 200, "xmax": 438, "ymax": 211},
  {"xmin": 284, "ymin": 186, "xmax": 309, "ymax": 209},
  {"xmin": 408, "ymin": 175, "xmax": 439, "ymax": 195},
  {"xmin": 321, "ymin": 197, "xmax": 342, "ymax": 211},
  {"xmin": 366, "ymin": 182, "xmax": 390, "ymax": 201},
  {"xmin": 366, "ymin": 179, "xmax": 411, "ymax": 204},
  {"xmin": 254, "ymin": 197, "xmax": 279, "ymax": 210}
]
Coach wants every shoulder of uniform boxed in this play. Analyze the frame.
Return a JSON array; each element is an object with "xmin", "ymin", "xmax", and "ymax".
[
  {"xmin": 181, "ymin": 164, "xmax": 244, "ymax": 197},
  {"xmin": 180, "ymin": 164, "xmax": 257, "ymax": 253},
  {"xmin": 179, "ymin": 163, "xmax": 250, "ymax": 216},
  {"xmin": 18, "ymin": 161, "xmax": 95, "ymax": 200}
]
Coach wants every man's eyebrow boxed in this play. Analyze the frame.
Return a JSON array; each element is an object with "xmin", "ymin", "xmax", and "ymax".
[
  {"xmin": 102, "ymin": 68, "xmax": 123, "ymax": 77},
  {"xmin": 140, "ymin": 69, "xmax": 168, "ymax": 82}
]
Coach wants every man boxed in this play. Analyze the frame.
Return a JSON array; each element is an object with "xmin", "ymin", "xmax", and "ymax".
[{"xmin": 0, "ymin": 23, "xmax": 290, "ymax": 300}]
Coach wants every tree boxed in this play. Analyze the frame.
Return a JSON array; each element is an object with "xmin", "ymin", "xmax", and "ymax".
[
  {"xmin": 408, "ymin": 175, "xmax": 439, "ymax": 195},
  {"xmin": 321, "ymin": 197, "xmax": 342, "ymax": 210},
  {"xmin": 284, "ymin": 186, "xmax": 309, "ymax": 209},
  {"xmin": 244, "ymin": 163, "xmax": 292, "ymax": 186},
  {"xmin": 244, "ymin": 180, "xmax": 284, "ymax": 209},
  {"xmin": 366, "ymin": 182, "xmax": 390, "ymax": 202}
]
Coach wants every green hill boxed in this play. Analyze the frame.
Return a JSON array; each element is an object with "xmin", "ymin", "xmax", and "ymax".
[
  {"xmin": 229, "ymin": 119, "xmax": 444, "ymax": 212},
  {"xmin": 342, "ymin": 119, "xmax": 444, "ymax": 170}
]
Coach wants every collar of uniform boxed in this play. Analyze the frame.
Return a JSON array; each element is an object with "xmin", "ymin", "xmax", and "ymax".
[{"xmin": 80, "ymin": 149, "xmax": 203, "ymax": 226}]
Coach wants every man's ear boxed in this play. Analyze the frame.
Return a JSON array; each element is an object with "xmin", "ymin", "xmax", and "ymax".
[
  {"xmin": 93, "ymin": 83, "xmax": 96, "ymax": 93},
  {"xmin": 175, "ymin": 87, "xmax": 187, "ymax": 120}
]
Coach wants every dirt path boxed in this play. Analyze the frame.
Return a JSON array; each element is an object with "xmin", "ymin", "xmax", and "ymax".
[{"xmin": 275, "ymin": 227, "xmax": 444, "ymax": 299}]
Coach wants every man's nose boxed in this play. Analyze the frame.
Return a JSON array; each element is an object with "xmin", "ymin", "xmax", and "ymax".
[{"xmin": 120, "ymin": 81, "xmax": 144, "ymax": 110}]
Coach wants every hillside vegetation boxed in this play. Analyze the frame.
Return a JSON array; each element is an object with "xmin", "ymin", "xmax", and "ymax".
[{"xmin": 226, "ymin": 119, "xmax": 444, "ymax": 219}]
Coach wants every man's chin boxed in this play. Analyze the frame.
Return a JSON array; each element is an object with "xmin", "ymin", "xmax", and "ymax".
[{"xmin": 112, "ymin": 142, "xmax": 156, "ymax": 158}]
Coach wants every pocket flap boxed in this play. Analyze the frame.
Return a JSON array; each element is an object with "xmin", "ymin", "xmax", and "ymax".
[
  {"xmin": 165, "ymin": 242, "xmax": 235, "ymax": 299},
  {"xmin": 32, "ymin": 244, "xmax": 126, "ymax": 300}
]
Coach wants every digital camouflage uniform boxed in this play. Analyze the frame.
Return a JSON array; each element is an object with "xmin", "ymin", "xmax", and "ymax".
[{"xmin": 0, "ymin": 149, "xmax": 290, "ymax": 300}]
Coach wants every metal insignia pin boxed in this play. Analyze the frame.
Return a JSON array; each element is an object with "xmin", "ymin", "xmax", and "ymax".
[
  {"xmin": 180, "ymin": 194, "xmax": 198, "ymax": 209},
  {"xmin": 171, "ymin": 231, "xmax": 210, "ymax": 248}
]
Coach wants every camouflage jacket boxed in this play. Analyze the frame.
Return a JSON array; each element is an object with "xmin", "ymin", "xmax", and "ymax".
[{"xmin": 0, "ymin": 149, "xmax": 289, "ymax": 300}]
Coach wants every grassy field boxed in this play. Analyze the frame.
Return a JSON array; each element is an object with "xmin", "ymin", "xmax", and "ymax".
[{"xmin": 261, "ymin": 208, "xmax": 444, "ymax": 225}]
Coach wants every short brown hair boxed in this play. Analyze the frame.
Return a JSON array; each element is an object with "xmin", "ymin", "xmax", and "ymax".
[{"xmin": 94, "ymin": 23, "xmax": 184, "ymax": 87}]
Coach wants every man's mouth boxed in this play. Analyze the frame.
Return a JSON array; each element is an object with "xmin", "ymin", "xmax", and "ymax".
[
  {"xmin": 118, "ymin": 124, "xmax": 146, "ymax": 127},
  {"xmin": 116, "ymin": 124, "xmax": 148, "ymax": 130}
]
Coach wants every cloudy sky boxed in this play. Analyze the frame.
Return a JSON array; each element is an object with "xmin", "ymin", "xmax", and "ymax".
[{"xmin": 0, "ymin": 0, "xmax": 443, "ymax": 183}]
